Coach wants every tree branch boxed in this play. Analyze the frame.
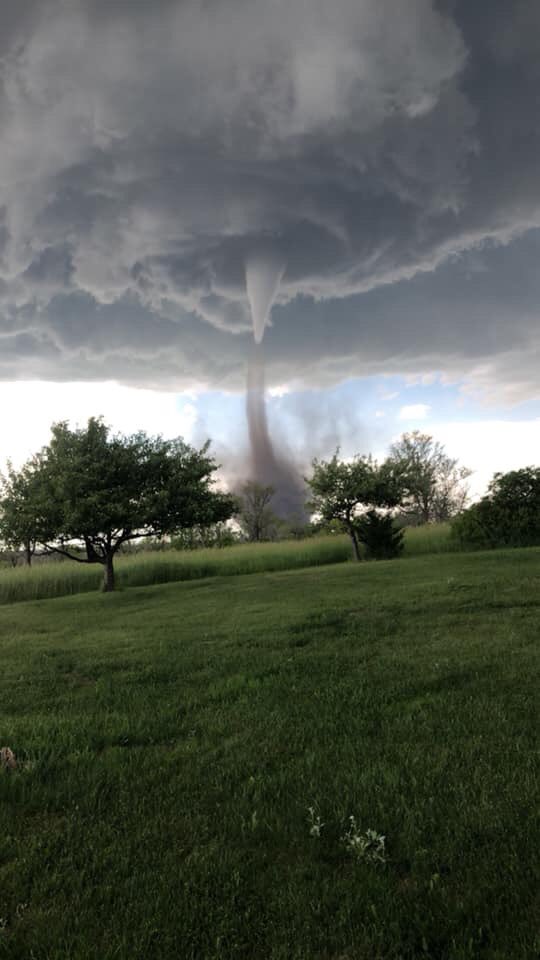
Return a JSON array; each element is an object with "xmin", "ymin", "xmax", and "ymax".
[{"xmin": 39, "ymin": 543, "xmax": 102, "ymax": 564}]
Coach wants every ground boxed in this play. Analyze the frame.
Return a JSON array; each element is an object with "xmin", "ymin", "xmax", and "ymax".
[{"xmin": 0, "ymin": 548, "xmax": 538, "ymax": 959}]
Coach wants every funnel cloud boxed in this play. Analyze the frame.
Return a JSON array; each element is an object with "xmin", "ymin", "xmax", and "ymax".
[
  {"xmin": 245, "ymin": 251, "xmax": 299, "ymax": 506},
  {"xmin": 245, "ymin": 255, "xmax": 285, "ymax": 344}
]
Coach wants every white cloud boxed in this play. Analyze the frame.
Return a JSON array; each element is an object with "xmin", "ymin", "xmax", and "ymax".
[
  {"xmin": 398, "ymin": 403, "xmax": 431, "ymax": 420},
  {"xmin": 0, "ymin": 381, "xmax": 198, "ymax": 472},
  {"xmin": 268, "ymin": 383, "xmax": 292, "ymax": 398}
]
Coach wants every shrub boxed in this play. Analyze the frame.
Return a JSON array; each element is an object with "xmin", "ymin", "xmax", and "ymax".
[
  {"xmin": 355, "ymin": 511, "xmax": 404, "ymax": 560},
  {"xmin": 452, "ymin": 467, "xmax": 540, "ymax": 549}
]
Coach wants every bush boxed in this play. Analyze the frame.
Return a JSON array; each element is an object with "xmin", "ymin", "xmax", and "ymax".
[
  {"xmin": 171, "ymin": 522, "xmax": 240, "ymax": 550},
  {"xmin": 355, "ymin": 511, "xmax": 404, "ymax": 560},
  {"xmin": 452, "ymin": 467, "xmax": 540, "ymax": 549}
]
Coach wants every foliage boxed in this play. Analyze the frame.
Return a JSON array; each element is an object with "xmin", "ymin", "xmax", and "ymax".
[
  {"xmin": 273, "ymin": 517, "xmax": 316, "ymax": 541},
  {"xmin": 0, "ymin": 549, "xmax": 538, "ymax": 958},
  {"xmin": 0, "ymin": 461, "xmax": 46, "ymax": 566},
  {"xmin": 236, "ymin": 481, "xmax": 278, "ymax": 541},
  {"xmin": 0, "ymin": 548, "xmax": 20, "ymax": 569},
  {"xmin": 170, "ymin": 522, "xmax": 240, "ymax": 550},
  {"xmin": 0, "ymin": 417, "xmax": 235, "ymax": 591},
  {"xmin": 306, "ymin": 451, "xmax": 404, "ymax": 560},
  {"xmin": 355, "ymin": 510, "xmax": 404, "ymax": 559},
  {"xmin": 452, "ymin": 466, "xmax": 540, "ymax": 549},
  {"xmin": 390, "ymin": 431, "xmax": 471, "ymax": 523},
  {"xmin": 309, "ymin": 516, "xmax": 344, "ymax": 536}
]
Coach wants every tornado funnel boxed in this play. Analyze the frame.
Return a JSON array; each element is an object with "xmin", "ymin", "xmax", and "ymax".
[{"xmin": 245, "ymin": 253, "xmax": 285, "ymax": 344}]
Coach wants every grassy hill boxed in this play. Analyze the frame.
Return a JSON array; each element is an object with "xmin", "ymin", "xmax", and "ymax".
[{"xmin": 0, "ymin": 547, "xmax": 538, "ymax": 959}]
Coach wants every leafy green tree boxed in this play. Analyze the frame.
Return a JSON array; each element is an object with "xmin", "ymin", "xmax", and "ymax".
[
  {"xmin": 0, "ymin": 418, "xmax": 235, "ymax": 591},
  {"xmin": 306, "ymin": 452, "xmax": 404, "ymax": 560},
  {"xmin": 237, "ymin": 481, "xmax": 278, "ymax": 542},
  {"xmin": 389, "ymin": 431, "xmax": 471, "ymax": 523},
  {"xmin": 0, "ymin": 460, "xmax": 50, "ymax": 566},
  {"xmin": 452, "ymin": 466, "xmax": 540, "ymax": 549}
]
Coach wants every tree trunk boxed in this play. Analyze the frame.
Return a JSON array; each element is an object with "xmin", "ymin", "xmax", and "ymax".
[
  {"xmin": 25, "ymin": 543, "xmax": 32, "ymax": 567},
  {"xmin": 348, "ymin": 525, "xmax": 361, "ymax": 561},
  {"xmin": 102, "ymin": 553, "xmax": 115, "ymax": 592}
]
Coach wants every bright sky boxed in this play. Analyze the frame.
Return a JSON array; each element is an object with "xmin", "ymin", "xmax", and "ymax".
[{"xmin": 1, "ymin": 377, "xmax": 538, "ymax": 501}]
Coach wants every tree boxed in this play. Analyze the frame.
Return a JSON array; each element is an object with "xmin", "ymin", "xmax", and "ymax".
[
  {"xmin": 452, "ymin": 466, "xmax": 540, "ymax": 549},
  {"xmin": 389, "ymin": 431, "xmax": 471, "ymax": 523},
  {"xmin": 355, "ymin": 511, "xmax": 404, "ymax": 560},
  {"xmin": 0, "ymin": 418, "xmax": 235, "ymax": 591},
  {"xmin": 306, "ymin": 452, "xmax": 404, "ymax": 560},
  {"xmin": 237, "ymin": 481, "xmax": 277, "ymax": 542},
  {"xmin": 0, "ymin": 461, "xmax": 45, "ymax": 566}
]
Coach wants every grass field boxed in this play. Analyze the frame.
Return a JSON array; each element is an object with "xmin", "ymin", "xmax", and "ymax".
[
  {"xmin": 0, "ymin": 523, "xmax": 454, "ymax": 605},
  {"xmin": 0, "ymin": 546, "xmax": 538, "ymax": 959}
]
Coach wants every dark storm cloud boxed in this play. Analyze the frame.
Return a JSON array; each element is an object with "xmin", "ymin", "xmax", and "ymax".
[{"xmin": 0, "ymin": 0, "xmax": 539, "ymax": 398}]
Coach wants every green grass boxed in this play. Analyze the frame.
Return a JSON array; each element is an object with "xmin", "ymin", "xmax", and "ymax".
[
  {"xmin": 0, "ymin": 524, "xmax": 455, "ymax": 605},
  {"xmin": 0, "ymin": 547, "xmax": 538, "ymax": 959},
  {"xmin": 403, "ymin": 521, "xmax": 454, "ymax": 554},
  {"xmin": 0, "ymin": 537, "xmax": 351, "ymax": 604}
]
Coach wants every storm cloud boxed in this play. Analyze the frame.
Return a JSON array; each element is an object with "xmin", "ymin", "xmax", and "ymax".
[{"xmin": 0, "ymin": 0, "xmax": 539, "ymax": 398}]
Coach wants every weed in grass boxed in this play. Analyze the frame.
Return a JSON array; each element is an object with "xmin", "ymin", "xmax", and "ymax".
[
  {"xmin": 0, "ymin": 746, "xmax": 17, "ymax": 770},
  {"xmin": 307, "ymin": 805, "xmax": 324, "ymax": 838},
  {"xmin": 341, "ymin": 817, "xmax": 388, "ymax": 866}
]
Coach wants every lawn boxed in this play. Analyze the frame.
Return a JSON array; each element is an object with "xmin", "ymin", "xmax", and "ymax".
[{"xmin": 0, "ymin": 547, "xmax": 538, "ymax": 959}]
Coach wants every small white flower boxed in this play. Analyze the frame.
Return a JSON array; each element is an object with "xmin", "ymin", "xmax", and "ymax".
[{"xmin": 307, "ymin": 805, "xmax": 324, "ymax": 839}]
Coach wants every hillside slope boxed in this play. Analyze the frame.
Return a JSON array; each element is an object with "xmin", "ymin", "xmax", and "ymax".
[{"xmin": 1, "ymin": 549, "xmax": 539, "ymax": 959}]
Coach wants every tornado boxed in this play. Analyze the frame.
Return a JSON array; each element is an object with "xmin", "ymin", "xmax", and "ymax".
[
  {"xmin": 246, "ymin": 346, "xmax": 306, "ymax": 519},
  {"xmin": 244, "ymin": 251, "xmax": 305, "ymax": 519},
  {"xmin": 245, "ymin": 253, "xmax": 285, "ymax": 344}
]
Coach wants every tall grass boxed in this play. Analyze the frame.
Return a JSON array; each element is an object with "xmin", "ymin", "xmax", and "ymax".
[
  {"xmin": 402, "ymin": 520, "xmax": 454, "ymax": 554},
  {"xmin": 0, "ymin": 536, "xmax": 350, "ymax": 604},
  {"xmin": 0, "ymin": 523, "xmax": 457, "ymax": 605}
]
